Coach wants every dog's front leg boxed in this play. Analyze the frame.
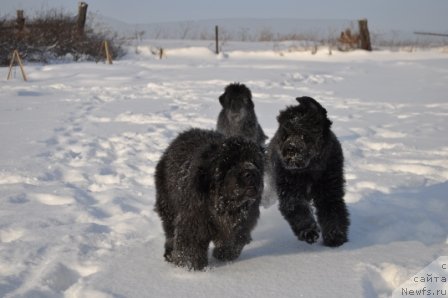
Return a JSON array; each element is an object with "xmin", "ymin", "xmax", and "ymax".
[
  {"xmin": 278, "ymin": 195, "xmax": 320, "ymax": 244},
  {"xmin": 313, "ymin": 171, "xmax": 350, "ymax": 247},
  {"xmin": 171, "ymin": 215, "xmax": 210, "ymax": 270}
]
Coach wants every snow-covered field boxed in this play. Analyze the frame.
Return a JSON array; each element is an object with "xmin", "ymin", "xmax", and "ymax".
[{"xmin": 1, "ymin": 42, "xmax": 447, "ymax": 298}]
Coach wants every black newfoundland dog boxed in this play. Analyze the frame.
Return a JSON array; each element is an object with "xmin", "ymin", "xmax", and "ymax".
[
  {"xmin": 217, "ymin": 83, "xmax": 267, "ymax": 146},
  {"xmin": 155, "ymin": 128, "xmax": 264, "ymax": 270},
  {"xmin": 265, "ymin": 96, "xmax": 350, "ymax": 247}
]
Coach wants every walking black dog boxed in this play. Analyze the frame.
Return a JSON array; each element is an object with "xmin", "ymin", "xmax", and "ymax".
[
  {"xmin": 265, "ymin": 96, "xmax": 350, "ymax": 247},
  {"xmin": 217, "ymin": 83, "xmax": 267, "ymax": 146},
  {"xmin": 155, "ymin": 128, "xmax": 264, "ymax": 270}
]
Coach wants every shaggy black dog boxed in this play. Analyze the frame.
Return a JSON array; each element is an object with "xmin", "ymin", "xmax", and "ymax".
[
  {"xmin": 155, "ymin": 128, "xmax": 264, "ymax": 270},
  {"xmin": 217, "ymin": 83, "xmax": 267, "ymax": 146},
  {"xmin": 266, "ymin": 96, "xmax": 350, "ymax": 247}
]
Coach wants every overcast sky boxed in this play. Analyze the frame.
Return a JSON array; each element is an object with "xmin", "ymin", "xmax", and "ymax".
[{"xmin": 1, "ymin": 0, "xmax": 447, "ymax": 31}]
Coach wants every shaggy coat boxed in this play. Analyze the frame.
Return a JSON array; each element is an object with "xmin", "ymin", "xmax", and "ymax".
[
  {"xmin": 217, "ymin": 83, "xmax": 267, "ymax": 146},
  {"xmin": 155, "ymin": 128, "xmax": 264, "ymax": 270},
  {"xmin": 266, "ymin": 96, "xmax": 350, "ymax": 247}
]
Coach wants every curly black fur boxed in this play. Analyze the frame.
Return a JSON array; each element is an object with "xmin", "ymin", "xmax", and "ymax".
[
  {"xmin": 154, "ymin": 128, "xmax": 264, "ymax": 270},
  {"xmin": 266, "ymin": 96, "xmax": 350, "ymax": 247},
  {"xmin": 217, "ymin": 83, "xmax": 267, "ymax": 146}
]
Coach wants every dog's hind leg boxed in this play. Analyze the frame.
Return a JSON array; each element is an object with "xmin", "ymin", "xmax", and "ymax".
[
  {"xmin": 212, "ymin": 240, "xmax": 246, "ymax": 262},
  {"xmin": 212, "ymin": 228, "xmax": 252, "ymax": 262}
]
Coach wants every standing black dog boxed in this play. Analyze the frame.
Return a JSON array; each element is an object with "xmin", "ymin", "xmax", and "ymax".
[
  {"xmin": 217, "ymin": 83, "xmax": 267, "ymax": 146},
  {"xmin": 266, "ymin": 96, "xmax": 349, "ymax": 247},
  {"xmin": 155, "ymin": 128, "xmax": 264, "ymax": 270}
]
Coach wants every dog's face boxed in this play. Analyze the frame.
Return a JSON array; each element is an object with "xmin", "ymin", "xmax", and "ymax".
[
  {"xmin": 220, "ymin": 161, "xmax": 262, "ymax": 210},
  {"xmin": 196, "ymin": 137, "xmax": 264, "ymax": 214},
  {"xmin": 275, "ymin": 97, "xmax": 332, "ymax": 170},
  {"xmin": 219, "ymin": 83, "xmax": 254, "ymax": 122},
  {"xmin": 277, "ymin": 126, "xmax": 323, "ymax": 169}
]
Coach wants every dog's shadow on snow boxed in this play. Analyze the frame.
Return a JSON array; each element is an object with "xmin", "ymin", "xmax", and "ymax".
[
  {"xmin": 239, "ymin": 181, "xmax": 448, "ymax": 261},
  {"xmin": 347, "ymin": 181, "xmax": 448, "ymax": 248},
  {"xmin": 239, "ymin": 207, "xmax": 333, "ymax": 261}
]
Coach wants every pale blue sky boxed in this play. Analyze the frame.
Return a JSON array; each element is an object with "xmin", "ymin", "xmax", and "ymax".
[{"xmin": 1, "ymin": 0, "xmax": 447, "ymax": 31}]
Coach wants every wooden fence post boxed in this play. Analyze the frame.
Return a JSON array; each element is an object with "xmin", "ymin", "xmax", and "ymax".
[
  {"xmin": 358, "ymin": 19, "xmax": 372, "ymax": 51},
  {"xmin": 98, "ymin": 40, "xmax": 113, "ymax": 64},
  {"xmin": 104, "ymin": 40, "xmax": 113, "ymax": 64},
  {"xmin": 215, "ymin": 25, "xmax": 219, "ymax": 54},
  {"xmin": 77, "ymin": 2, "xmax": 88, "ymax": 37},
  {"xmin": 16, "ymin": 10, "xmax": 25, "ymax": 32}
]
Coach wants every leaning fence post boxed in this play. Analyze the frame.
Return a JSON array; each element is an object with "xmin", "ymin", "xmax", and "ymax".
[
  {"xmin": 77, "ymin": 2, "xmax": 88, "ymax": 37},
  {"xmin": 98, "ymin": 40, "xmax": 113, "ymax": 64},
  {"xmin": 7, "ymin": 50, "xmax": 28, "ymax": 81},
  {"xmin": 104, "ymin": 40, "xmax": 113, "ymax": 64},
  {"xmin": 358, "ymin": 19, "xmax": 372, "ymax": 51},
  {"xmin": 215, "ymin": 25, "xmax": 219, "ymax": 54}
]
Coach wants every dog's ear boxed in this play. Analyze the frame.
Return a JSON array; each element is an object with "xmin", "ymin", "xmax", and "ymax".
[
  {"xmin": 193, "ymin": 144, "xmax": 217, "ymax": 194},
  {"xmin": 245, "ymin": 93, "xmax": 254, "ymax": 109},
  {"xmin": 244, "ymin": 86, "xmax": 254, "ymax": 106},
  {"xmin": 194, "ymin": 165, "xmax": 211, "ymax": 194},
  {"xmin": 276, "ymin": 110, "xmax": 287, "ymax": 124},
  {"xmin": 219, "ymin": 93, "xmax": 228, "ymax": 107},
  {"xmin": 296, "ymin": 96, "xmax": 332, "ymax": 129},
  {"xmin": 296, "ymin": 96, "xmax": 324, "ymax": 111}
]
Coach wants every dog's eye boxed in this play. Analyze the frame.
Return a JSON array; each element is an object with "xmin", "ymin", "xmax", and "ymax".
[{"xmin": 242, "ymin": 171, "xmax": 252, "ymax": 179}]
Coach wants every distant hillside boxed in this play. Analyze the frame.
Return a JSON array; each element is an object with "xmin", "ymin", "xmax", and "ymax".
[{"xmin": 91, "ymin": 15, "xmax": 353, "ymax": 40}]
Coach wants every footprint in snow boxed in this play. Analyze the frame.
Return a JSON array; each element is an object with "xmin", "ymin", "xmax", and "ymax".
[{"xmin": 34, "ymin": 193, "xmax": 74, "ymax": 206}]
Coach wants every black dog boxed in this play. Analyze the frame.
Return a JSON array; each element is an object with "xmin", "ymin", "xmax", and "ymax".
[
  {"xmin": 217, "ymin": 83, "xmax": 267, "ymax": 146},
  {"xmin": 154, "ymin": 128, "xmax": 264, "ymax": 270},
  {"xmin": 266, "ymin": 96, "xmax": 349, "ymax": 247}
]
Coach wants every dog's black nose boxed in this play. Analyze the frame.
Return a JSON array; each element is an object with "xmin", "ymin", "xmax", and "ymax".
[
  {"xmin": 284, "ymin": 143, "xmax": 305, "ymax": 156},
  {"xmin": 284, "ymin": 143, "xmax": 295, "ymax": 153}
]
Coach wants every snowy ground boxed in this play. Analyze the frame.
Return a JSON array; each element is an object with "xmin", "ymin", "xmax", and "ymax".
[{"xmin": 1, "ymin": 42, "xmax": 447, "ymax": 298}]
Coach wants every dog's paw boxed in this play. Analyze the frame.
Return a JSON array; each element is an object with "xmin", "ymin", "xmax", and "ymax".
[
  {"xmin": 163, "ymin": 240, "xmax": 174, "ymax": 262},
  {"xmin": 164, "ymin": 250, "xmax": 173, "ymax": 263},
  {"xmin": 171, "ymin": 250, "xmax": 208, "ymax": 271},
  {"xmin": 212, "ymin": 246, "xmax": 242, "ymax": 262},
  {"xmin": 322, "ymin": 228, "xmax": 348, "ymax": 247},
  {"xmin": 296, "ymin": 222, "xmax": 320, "ymax": 244}
]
